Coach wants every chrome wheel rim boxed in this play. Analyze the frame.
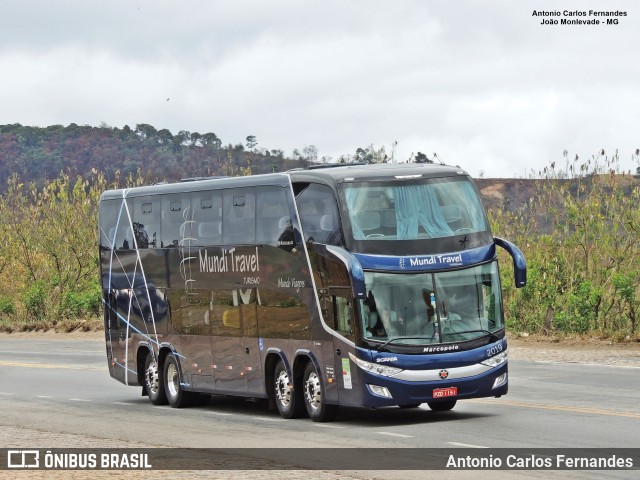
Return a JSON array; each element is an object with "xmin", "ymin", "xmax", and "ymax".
[
  {"xmin": 304, "ymin": 371, "xmax": 322, "ymax": 412},
  {"xmin": 275, "ymin": 369, "xmax": 292, "ymax": 407},
  {"xmin": 146, "ymin": 358, "xmax": 159, "ymax": 395},
  {"xmin": 167, "ymin": 363, "xmax": 179, "ymax": 398}
]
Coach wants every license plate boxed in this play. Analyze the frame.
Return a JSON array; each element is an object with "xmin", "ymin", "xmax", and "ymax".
[{"xmin": 432, "ymin": 387, "xmax": 457, "ymax": 398}]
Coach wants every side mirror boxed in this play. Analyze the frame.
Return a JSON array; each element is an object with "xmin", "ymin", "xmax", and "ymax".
[{"xmin": 494, "ymin": 237, "xmax": 527, "ymax": 288}]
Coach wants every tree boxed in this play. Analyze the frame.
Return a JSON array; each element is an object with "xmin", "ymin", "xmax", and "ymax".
[
  {"xmin": 157, "ymin": 129, "xmax": 173, "ymax": 145},
  {"xmin": 135, "ymin": 124, "xmax": 157, "ymax": 140},
  {"xmin": 201, "ymin": 132, "xmax": 221, "ymax": 148},
  {"xmin": 246, "ymin": 135, "xmax": 257, "ymax": 150},
  {"xmin": 303, "ymin": 145, "xmax": 318, "ymax": 162},
  {"xmin": 355, "ymin": 144, "xmax": 388, "ymax": 164},
  {"xmin": 173, "ymin": 130, "xmax": 191, "ymax": 151},
  {"xmin": 414, "ymin": 152, "xmax": 432, "ymax": 164},
  {"xmin": 175, "ymin": 130, "xmax": 191, "ymax": 145}
]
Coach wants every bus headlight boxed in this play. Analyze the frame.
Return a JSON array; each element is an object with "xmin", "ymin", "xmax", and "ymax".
[
  {"xmin": 349, "ymin": 353, "xmax": 403, "ymax": 378},
  {"xmin": 480, "ymin": 349, "xmax": 508, "ymax": 368}
]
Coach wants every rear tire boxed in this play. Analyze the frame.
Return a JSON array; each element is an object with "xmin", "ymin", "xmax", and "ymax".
[
  {"xmin": 427, "ymin": 399, "xmax": 457, "ymax": 411},
  {"xmin": 144, "ymin": 351, "xmax": 167, "ymax": 405},
  {"xmin": 273, "ymin": 359, "xmax": 304, "ymax": 419},
  {"xmin": 164, "ymin": 353, "xmax": 197, "ymax": 408},
  {"xmin": 303, "ymin": 362, "xmax": 337, "ymax": 422}
]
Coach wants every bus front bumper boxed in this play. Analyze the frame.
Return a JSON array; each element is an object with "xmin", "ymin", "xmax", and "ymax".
[{"xmin": 356, "ymin": 362, "xmax": 508, "ymax": 408}]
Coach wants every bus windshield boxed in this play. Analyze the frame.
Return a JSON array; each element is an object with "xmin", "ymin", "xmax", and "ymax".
[
  {"xmin": 359, "ymin": 262, "xmax": 503, "ymax": 345},
  {"xmin": 343, "ymin": 177, "xmax": 487, "ymax": 241}
]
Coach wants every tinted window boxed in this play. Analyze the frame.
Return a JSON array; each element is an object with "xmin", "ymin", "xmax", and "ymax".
[
  {"xmin": 99, "ymin": 199, "xmax": 136, "ymax": 250},
  {"xmin": 257, "ymin": 290, "xmax": 311, "ymax": 339},
  {"xmin": 161, "ymin": 194, "xmax": 191, "ymax": 248},
  {"xmin": 223, "ymin": 188, "xmax": 255, "ymax": 245},
  {"xmin": 133, "ymin": 196, "xmax": 160, "ymax": 248},
  {"xmin": 256, "ymin": 186, "xmax": 294, "ymax": 248},
  {"xmin": 192, "ymin": 191, "xmax": 223, "ymax": 246},
  {"xmin": 295, "ymin": 184, "xmax": 342, "ymax": 245}
]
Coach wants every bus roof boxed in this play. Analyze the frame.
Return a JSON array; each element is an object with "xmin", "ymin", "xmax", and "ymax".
[
  {"xmin": 100, "ymin": 172, "xmax": 292, "ymax": 201},
  {"xmin": 287, "ymin": 162, "xmax": 468, "ymax": 185},
  {"xmin": 100, "ymin": 163, "xmax": 469, "ymax": 201}
]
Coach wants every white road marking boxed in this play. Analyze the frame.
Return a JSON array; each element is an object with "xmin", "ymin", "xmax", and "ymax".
[
  {"xmin": 36, "ymin": 395, "xmax": 53, "ymax": 399},
  {"xmin": 447, "ymin": 442, "xmax": 489, "ymax": 448},
  {"xmin": 0, "ymin": 392, "xmax": 14, "ymax": 395},
  {"xmin": 69, "ymin": 398, "xmax": 92, "ymax": 402},
  {"xmin": 253, "ymin": 417, "xmax": 285, "ymax": 422},
  {"xmin": 113, "ymin": 401, "xmax": 137, "ymax": 406},
  {"xmin": 314, "ymin": 424, "xmax": 346, "ymax": 429},
  {"xmin": 0, "ymin": 350, "xmax": 99, "ymax": 356},
  {"xmin": 205, "ymin": 411, "xmax": 234, "ymax": 416},
  {"xmin": 376, "ymin": 432, "xmax": 414, "ymax": 438}
]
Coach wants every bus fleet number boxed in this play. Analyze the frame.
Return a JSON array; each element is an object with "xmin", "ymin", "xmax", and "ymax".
[{"xmin": 485, "ymin": 343, "xmax": 503, "ymax": 358}]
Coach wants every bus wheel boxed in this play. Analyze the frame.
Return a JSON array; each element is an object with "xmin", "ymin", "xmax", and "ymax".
[
  {"xmin": 303, "ymin": 362, "xmax": 337, "ymax": 422},
  {"xmin": 273, "ymin": 360, "xmax": 303, "ymax": 419},
  {"xmin": 427, "ymin": 399, "xmax": 457, "ymax": 411},
  {"xmin": 163, "ymin": 353, "xmax": 195, "ymax": 408},
  {"xmin": 144, "ymin": 351, "xmax": 167, "ymax": 405}
]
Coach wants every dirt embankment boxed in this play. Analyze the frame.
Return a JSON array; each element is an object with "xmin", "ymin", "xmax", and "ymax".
[{"xmin": 507, "ymin": 333, "xmax": 640, "ymax": 367}]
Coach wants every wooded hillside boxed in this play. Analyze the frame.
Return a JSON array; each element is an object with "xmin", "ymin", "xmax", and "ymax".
[
  {"xmin": 0, "ymin": 123, "xmax": 309, "ymax": 187},
  {"xmin": 0, "ymin": 124, "xmax": 638, "ymax": 340}
]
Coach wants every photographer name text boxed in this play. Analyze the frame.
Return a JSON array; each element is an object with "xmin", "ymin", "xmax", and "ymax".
[{"xmin": 533, "ymin": 10, "xmax": 627, "ymax": 26}]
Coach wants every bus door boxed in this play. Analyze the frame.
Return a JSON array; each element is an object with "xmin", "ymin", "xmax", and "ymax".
[
  {"xmin": 240, "ymin": 288, "xmax": 262, "ymax": 395},
  {"xmin": 176, "ymin": 289, "xmax": 215, "ymax": 392},
  {"xmin": 210, "ymin": 289, "xmax": 251, "ymax": 394},
  {"xmin": 321, "ymin": 287, "xmax": 359, "ymax": 405}
]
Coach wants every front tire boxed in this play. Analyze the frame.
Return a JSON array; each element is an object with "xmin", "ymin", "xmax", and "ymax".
[
  {"xmin": 427, "ymin": 399, "xmax": 457, "ymax": 411},
  {"xmin": 144, "ymin": 351, "xmax": 167, "ymax": 405},
  {"xmin": 164, "ymin": 353, "xmax": 196, "ymax": 408},
  {"xmin": 273, "ymin": 359, "xmax": 304, "ymax": 419},
  {"xmin": 303, "ymin": 362, "xmax": 337, "ymax": 422}
]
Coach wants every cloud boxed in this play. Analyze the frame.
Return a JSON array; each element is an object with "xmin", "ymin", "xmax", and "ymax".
[{"xmin": 1, "ymin": 0, "xmax": 638, "ymax": 177}]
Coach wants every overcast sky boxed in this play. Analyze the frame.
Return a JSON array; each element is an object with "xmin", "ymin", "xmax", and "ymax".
[{"xmin": 1, "ymin": 1, "xmax": 638, "ymax": 177}]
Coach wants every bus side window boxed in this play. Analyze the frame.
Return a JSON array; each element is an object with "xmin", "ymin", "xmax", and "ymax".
[
  {"xmin": 161, "ymin": 194, "xmax": 191, "ymax": 248},
  {"xmin": 209, "ymin": 290, "xmax": 243, "ymax": 336},
  {"xmin": 99, "ymin": 199, "xmax": 137, "ymax": 250},
  {"xmin": 223, "ymin": 188, "xmax": 256, "ymax": 245},
  {"xmin": 192, "ymin": 192, "xmax": 222, "ymax": 246},
  {"xmin": 256, "ymin": 186, "xmax": 294, "ymax": 249},
  {"xmin": 133, "ymin": 197, "xmax": 160, "ymax": 248},
  {"xmin": 331, "ymin": 291, "xmax": 354, "ymax": 341},
  {"xmin": 294, "ymin": 183, "xmax": 343, "ymax": 246}
]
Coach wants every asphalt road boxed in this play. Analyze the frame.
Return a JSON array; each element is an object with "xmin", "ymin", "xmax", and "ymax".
[{"xmin": 0, "ymin": 337, "xmax": 638, "ymax": 479}]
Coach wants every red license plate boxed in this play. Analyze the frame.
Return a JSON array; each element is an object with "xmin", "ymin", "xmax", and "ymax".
[{"xmin": 432, "ymin": 387, "xmax": 457, "ymax": 398}]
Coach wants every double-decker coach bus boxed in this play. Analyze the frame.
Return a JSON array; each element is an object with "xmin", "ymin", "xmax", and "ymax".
[{"xmin": 99, "ymin": 163, "xmax": 526, "ymax": 421}]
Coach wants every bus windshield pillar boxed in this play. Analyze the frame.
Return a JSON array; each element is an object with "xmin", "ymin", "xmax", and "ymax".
[{"xmin": 311, "ymin": 243, "xmax": 366, "ymax": 299}]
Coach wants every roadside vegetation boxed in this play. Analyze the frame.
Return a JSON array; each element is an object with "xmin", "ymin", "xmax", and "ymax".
[
  {"xmin": 0, "ymin": 131, "xmax": 638, "ymax": 340},
  {"xmin": 493, "ymin": 151, "xmax": 640, "ymax": 341}
]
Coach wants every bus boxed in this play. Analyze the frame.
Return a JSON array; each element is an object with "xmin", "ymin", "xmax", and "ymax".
[{"xmin": 98, "ymin": 162, "xmax": 526, "ymax": 421}]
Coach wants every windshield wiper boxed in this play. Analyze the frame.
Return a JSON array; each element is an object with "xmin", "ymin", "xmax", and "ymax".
[
  {"xmin": 378, "ymin": 336, "xmax": 432, "ymax": 349},
  {"xmin": 442, "ymin": 329, "xmax": 500, "ymax": 341},
  {"xmin": 372, "ymin": 330, "xmax": 500, "ymax": 350}
]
